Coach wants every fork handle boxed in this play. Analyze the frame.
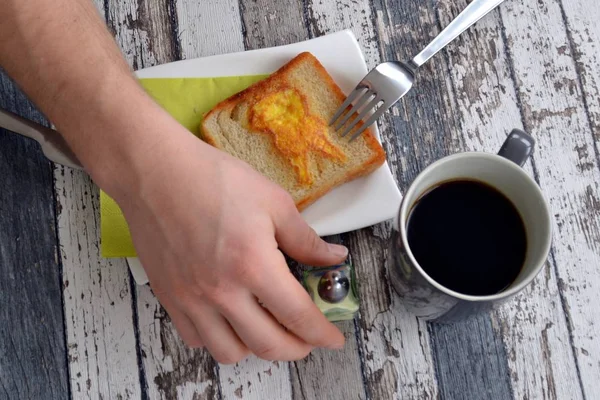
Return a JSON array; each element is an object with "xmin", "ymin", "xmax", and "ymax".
[{"xmin": 410, "ymin": 0, "xmax": 506, "ymax": 68}]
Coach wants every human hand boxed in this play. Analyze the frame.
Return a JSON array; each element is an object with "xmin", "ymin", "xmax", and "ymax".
[
  {"xmin": 113, "ymin": 124, "xmax": 347, "ymax": 364},
  {"xmin": 1, "ymin": 0, "xmax": 346, "ymax": 364}
]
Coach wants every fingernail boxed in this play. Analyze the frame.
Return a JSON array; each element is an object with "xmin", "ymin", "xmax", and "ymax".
[{"xmin": 328, "ymin": 243, "xmax": 348, "ymax": 258}]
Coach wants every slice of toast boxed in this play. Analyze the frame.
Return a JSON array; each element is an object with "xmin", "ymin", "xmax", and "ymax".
[{"xmin": 200, "ymin": 52, "xmax": 386, "ymax": 211}]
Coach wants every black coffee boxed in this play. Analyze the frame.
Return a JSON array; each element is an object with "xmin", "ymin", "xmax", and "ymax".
[{"xmin": 407, "ymin": 180, "xmax": 527, "ymax": 296}]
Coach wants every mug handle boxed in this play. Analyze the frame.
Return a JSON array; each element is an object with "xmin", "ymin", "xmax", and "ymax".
[{"xmin": 498, "ymin": 129, "xmax": 535, "ymax": 167}]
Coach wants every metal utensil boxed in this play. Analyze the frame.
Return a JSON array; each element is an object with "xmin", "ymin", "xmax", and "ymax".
[
  {"xmin": 0, "ymin": 108, "xmax": 82, "ymax": 169},
  {"xmin": 330, "ymin": 0, "xmax": 506, "ymax": 141}
]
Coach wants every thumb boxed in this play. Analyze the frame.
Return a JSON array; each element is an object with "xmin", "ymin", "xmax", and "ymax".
[{"xmin": 274, "ymin": 207, "xmax": 348, "ymax": 266}]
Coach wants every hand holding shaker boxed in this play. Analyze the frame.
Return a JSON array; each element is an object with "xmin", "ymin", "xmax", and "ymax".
[{"xmin": 388, "ymin": 129, "xmax": 552, "ymax": 322}]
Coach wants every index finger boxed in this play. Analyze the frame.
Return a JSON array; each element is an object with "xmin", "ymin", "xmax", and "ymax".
[{"xmin": 250, "ymin": 251, "xmax": 345, "ymax": 349}]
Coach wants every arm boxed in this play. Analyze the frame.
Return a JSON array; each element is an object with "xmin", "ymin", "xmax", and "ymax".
[
  {"xmin": 0, "ymin": 0, "xmax": 346, "ymax": 362},
  {"xmin": 0, "ymin": 0, "xmax": 154, "ymax": 194}
]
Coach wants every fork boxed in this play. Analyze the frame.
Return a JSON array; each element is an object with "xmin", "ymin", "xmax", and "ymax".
[{"xmin": 330, "ymin": 0, "xmax": 506, "ymax": 141}]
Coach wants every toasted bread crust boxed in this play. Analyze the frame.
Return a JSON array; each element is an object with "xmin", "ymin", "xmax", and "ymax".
[{"xmin": 201, "ymin": 52, "xmax": 386, "ymax": 210}]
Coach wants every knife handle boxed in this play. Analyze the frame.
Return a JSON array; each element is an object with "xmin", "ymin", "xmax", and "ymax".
[{"xmin": 0, "ymin": 108, "xmax": 83, "ymax": 170}]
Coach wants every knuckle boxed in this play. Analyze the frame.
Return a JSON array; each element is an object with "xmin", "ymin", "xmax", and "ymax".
[
  {"xmin": 180, "ymin": 282, "xmax": 210, "ymax": 305},
  {"xmin": 272, "ymin": 186, "xmax": 293, "ymax": 202},
  {"xmin": 198, "ymin": 259, "xmax": 264, "ymax": 310},
  {"xmin": 230, "ymin": 248, "xmax": 267, "ymax": 286},
  {"xmin": 201, "ymin": 284, "xmax": 232, "ymax": 309},
  {"xmin": 272, "ymin": 188, "xmax": 296, "ymax": 211},
  {"xmin": 234, "ymin": 257, "xmax": 262, "ymax": 284},
  {"xmin": 194, "ymin": 272, "xmax": 239, "ymax": 307},
  {"xmin": 224, "ymin": 241, "xmax": 263, "ymax": 279}
]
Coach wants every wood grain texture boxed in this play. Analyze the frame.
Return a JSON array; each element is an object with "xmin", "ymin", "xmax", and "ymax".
[
  {"xmin": 175, "ymin": 0, "xmax": 245, "ymax": 59},
  {"xmin": 349, "ymin": 227, "xmax": 437, "ymax": 400},
  {"xmin": 138, "ymin": 1, "xmax": 293, "ymax": 398},
  {"xmin": 219, "ymin": 359, "xmax": 291, "ymax": 400},
  {"xmin": 55, "ymin": 172, "xmax": 141, "ymax": 399},
  {"xmin": 370, "ymin": 0, "xmax": 518, "ymax": 398},
  {"xmin": 429, "ymin": 315, "xmax": 513, "ymax": 400},
  {"xmin": 48, "ymin": 2, "xmax": 143, "ymax": 398},
  {"xmin": 305, "ymin": 1, "xmax": 439, "ymax": 399},
  {"xmin": 290, "ymin": 321, "xmax": 366, "ymax": 400},
  {"xmin": 560, "ymin": 0, "xmax": 600, "ymax": 157},
  {"xmin": 282, "ymin": 238, "xmax": 366, "ymax": 400},
  {"xmin": 434, "ymin": 1, "xmax": 584, "ymax": 399},
  {"xmin": 0, "ymin": 73, "xmax": 70, "ymax": 400},
  {"xmin": 136, "ymin": 285, "xmax": 220, "ymax": 400},
  {"xmin": 372, "ymin": 0, "xmax": 461, "ymax": 181},
  {"xmin": 106, "ymin": 0, "xmax": 178, "ymax": 70},
  {"xmin": 105, "ymin": 0, "xmax": 225, "ymax": 398},
  {"xmin": 56, "ymin": 0, "xmax": 187, "ymax": 398},
  {"xmin": 239, "ymin": 0, "xmax": 308, "ymax": 48},
  {"xmin": 500, "ymin": 0, "xmax": 600, "ymax": 397},
  {"xmin": 306, "ymin": 0, "xmax": 380, "ymax": 69}
]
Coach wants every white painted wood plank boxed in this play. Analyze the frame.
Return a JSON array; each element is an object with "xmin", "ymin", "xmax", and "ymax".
[
  {"xmin": 106, "ymin": 0, "xmax": 176, "ymax": 70},
  {"xmin": 175, "ymin": 0, "xmax": 245, "ymax": 59},
  {"xmin": 136, "ymin": 285, "xmax": 220, "ymax": 399},
  {"xmin": 238, "ymin": 0, "xmax": 307, "ymax": 48},
  {"xmin": 561, "ymin": 0, "xmax": 600, "ymax": 139},
  {"xmin": 307, "ymin": 1, "xmax": 439, "ymax": 398},
  {"xmin": 134, "ymin": 2, "xmax": 295, "ymax": 399},
  {"xmin": 500, "ymin": 0, "xmax": 600, "ymax": 397},
  {"xmin": 78, "ymin": 0, "xmax": 218, "ymax": 398},
  {"xmin": 434, "ymin": 1, "xmax": 585, "ymax": 399},
  {"xmin": 289, "ymin": 320, "xmax": 367, "ymax": 400},
  {"xmin": 103, "ymin": 0, "xmax": 224, "ymax": 397},
  {"xmin": 352, "ymin": 226, "xmax": 438, "ymax": 399},
  {"xmin": 219, "ymin": 359, "xmax": 292, "ymax": 400},
  {"xmin": 558, "ymin": 0, "xmax": 600, "ymax": 385},
  {"xmin": 55, "ymin": 1, "xmax": 142, "ymax": 398},
  {"xmin": 307, "ymin": 0, "xmax": 380, "ymax": 70},
  {"xmin": 107, "ymin": 1, "xmax": 158, "ymax": 69},
  {"xmin": 55, "ymin": 168, "xmax": 141, "ymax": 399}
]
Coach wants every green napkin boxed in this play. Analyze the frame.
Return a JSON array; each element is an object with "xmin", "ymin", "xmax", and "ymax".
[{"xmin": 100, "ymin": 75, "xmax": 268, "ymax": 257}]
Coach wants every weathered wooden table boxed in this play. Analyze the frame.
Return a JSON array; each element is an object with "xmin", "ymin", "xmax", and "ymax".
[{"xmin": 1, "ymin": 0, "xmax": 599, "ymax": 399}]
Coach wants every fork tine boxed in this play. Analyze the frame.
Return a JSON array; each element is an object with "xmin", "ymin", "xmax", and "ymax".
[
  {"xmin": 348, "ymin": 104, "xmax": 388, "ymax": 142},
  {"xmin": 333, "ymin": 89, "xmax": 374, "ymax": 131},
  {"xmin": 339, "ymin": 95, "xmax": 381, "ymax": 138},
  {"xmin": 329, "ymin": 86, "xmax": 365, "ymax": 126}
]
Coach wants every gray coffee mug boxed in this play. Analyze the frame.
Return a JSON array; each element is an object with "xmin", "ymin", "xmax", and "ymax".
[{"xmin": 388, "ymin": 130, "xmax": 552, "ymax": 322}]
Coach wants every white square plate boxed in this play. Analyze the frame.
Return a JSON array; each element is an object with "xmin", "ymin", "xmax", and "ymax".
[{"xmin": 126, "ymin": 30, "xmax": 402, "ymax": 285}]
